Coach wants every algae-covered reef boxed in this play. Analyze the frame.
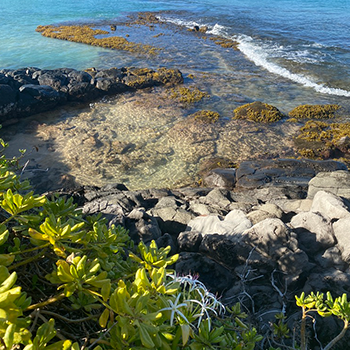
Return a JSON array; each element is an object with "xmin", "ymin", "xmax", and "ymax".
[
  {"xmin": 289, "ymin": 104, "xmax": 340, "ymax": 120},
  {"xmin": 192, "ymin": 110, "xmax": 220, "ymax": 124},
  {"xmin": 36, "ymin": 24, "xmax": 160, "ymax": 55},
  {"xmin": 233, "ymin": 101, "xmax": 284, "ymax": 123},
  {"xmin": 169, "ymin": 86, "xmax": 209, "ymax": 104}
]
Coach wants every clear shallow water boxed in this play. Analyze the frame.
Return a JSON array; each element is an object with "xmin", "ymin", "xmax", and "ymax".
[{"xmin": 2, "ymin": 0, "xmax": 350, "ymax": 190}]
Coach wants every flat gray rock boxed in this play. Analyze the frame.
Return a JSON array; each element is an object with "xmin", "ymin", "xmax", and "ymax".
[
  {"xmin": 235, "ymin": 158, "xmax": 347, "ymax": 199},
  {"xmin": 203, "ymin": 168, "xmax": 236, "ymax": 189},
  {"xmin": 308, "ymin": 170, "xmax": 350, "ymax": 199}
]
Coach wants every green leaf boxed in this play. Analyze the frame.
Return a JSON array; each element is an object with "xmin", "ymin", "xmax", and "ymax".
[
  {"xmin": 0, "ymin": 223, "xmax": 9, "ymax": 246},
  {"xmin": 0, "ymin": 271, "xmax": 17, "ymax": 293},
  {"xmin": 33, "ymin": 319, "xmax": 57, "ymax": 348},
  {"xmin": 99, "ymin": 308, "xmax": 110, "ymax": 328},
  {"xmin": 3, "ymin": 323, "xmax": 15, "ymax": 349},
  {"xmin": 101, "ymin": 281, "xmax": 111, "ymax": 302},
  {"xmin": 136, "ymin": 321, "xmax": 155, "ymax": 349},
  {"xmin": 0, "ymin": 253, "xmax": 15, "ymax": 266},
  {"xmin": 181, "ymin": 324, "xmax": 191, "ymax": 346}
]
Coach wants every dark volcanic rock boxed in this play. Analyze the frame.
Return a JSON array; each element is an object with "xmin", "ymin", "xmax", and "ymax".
[
  {"xmin": 0, "ymin": 84, "xmax": 16, "ymax": 107},
  {"xmin": 0, "ymin": 66, "xmax": 184, "ymax": 122}
]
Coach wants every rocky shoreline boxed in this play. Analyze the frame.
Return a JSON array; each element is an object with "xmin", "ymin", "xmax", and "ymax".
[
  {"xmin": 0, "ymin": 66, "xmax": 183, "ymax": 123},
  {"xmin": 53, "ymin": 158, "xmax": 350, "ymax": 348}
]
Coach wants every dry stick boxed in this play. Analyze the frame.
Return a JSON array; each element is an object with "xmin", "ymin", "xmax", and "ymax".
[
  {"xmin": 324, "ymin": 320, "xmax": 349, "ymax": 350},
  {"xmin": 9, "ymin": 250, "xmax": 47, "ymax": 271},
  {"xmin": 29, "ymin": 309, "xmax": 40, "ymax": 333},
  {"xmin": 312, "ymin": 317, "xmax": 323, "ymax": 350},
  {"xmin": 271, "ymin": 269, "xmax": 287, "ymax": 315}
]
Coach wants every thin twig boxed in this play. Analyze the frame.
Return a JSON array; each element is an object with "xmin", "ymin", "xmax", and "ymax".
[
  {"xmin": 29, "ymin": 309, "xmax": 40, "ymax": 333},
  {"xmin": 87, "ymin": 322, "xmax": 118, "ymax": 350},
  {"xmin": 25, "ymin": 292, "xmax": 65, "ymax": 311},
  {"xmin": 271, "ymin": 269, "xmax": 287, "ymax": 315},
  {"xmin": 312, "ymin": 317, "xmax": 323, "ymax": 350},
  {"xmin": 40, "ymin": 310, "xmax": 99, "ymax": 323}
]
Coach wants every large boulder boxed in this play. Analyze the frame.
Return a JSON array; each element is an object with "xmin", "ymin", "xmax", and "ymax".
[
  {"xmin": 310, "ymin": 190, "xmax": 350, "ymax": 221},
  {"xmin": 186, "ymin": 210, "xmax": 252, "ymax": 236},
  {"xmin": 290, "ymin": 211, "xmax": 335, "ymax": 253},
  {"xmin": 333, "ymin": 217, "xmax": 350, "ymax": 262}
]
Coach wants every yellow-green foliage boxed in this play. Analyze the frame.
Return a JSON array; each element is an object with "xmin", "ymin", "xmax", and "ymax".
[
  {"xmin": 36, "ymin": 25, "xmax": 159, "ymax": 55},
  {"xmin": 170, "ymin": 86, "xmax": 209, "ymax": 103},
  {"xmin": 192, "ymin": 110, "xmax": 220, "ymax": 124},
  {"xmin": 289, "ymin": 104, "xmax": 340, "ymax": 119},
  {"xmin": 233, "ymin": 101, "xmax": 284, "ymax": 123}
]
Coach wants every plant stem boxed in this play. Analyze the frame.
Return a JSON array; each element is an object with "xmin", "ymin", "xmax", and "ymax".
[
  {"xmin": 25, "ymin": 292, "xmax": 65, "ymax": 311},
  {"xmin": 9, "ymin": 242, "xmax": 50, "ymax": 255},
  {"xmin": 40, "ymin": 310, "xmax": 99, "ymax": 323},
  {"xmin": 324, "ymin": 320, "xmax": 349, "ymax": 350},
  {"xmin": 84, "ymin": 289, "xmax": 114, "ymax": 312},
  {"xmin": 300, "ymin": 307, "xmax": 307, "ymax": 350},
  {"xmin": 8, "ymin": 250, "xmax": 47, "ymax": 271}
]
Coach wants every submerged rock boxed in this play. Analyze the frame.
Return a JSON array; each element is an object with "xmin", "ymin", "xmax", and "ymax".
[
  {"xmin": 288, "ymin": 104, "xmax": 340, "ymax": 119},
  {"xmin": 233, "ymin": 101, "xmax": 284, "ymax": 123}
]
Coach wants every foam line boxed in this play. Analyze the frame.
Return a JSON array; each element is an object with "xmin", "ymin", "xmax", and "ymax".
[
  {"xmin": 161, "ymin": 16, "xmax": 350, "ymax": 97},
  {"xmin": 237, "ymin": 35, "xmax": 350, "ymax": 97}
]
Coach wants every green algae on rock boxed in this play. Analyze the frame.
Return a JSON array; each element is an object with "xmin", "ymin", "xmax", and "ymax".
[
  {"xmin": 36, "ymin": 24, "xmax": 160, "ymax": 56},
  {"xmin": 233, "ymin": 101, "xmax": 284, "ymax": 123},
  {"xmin": 192, "ymin": 110, "xmax": 220, "ymax": 124},
  {"xmin": 209, "ymin": 36, "xmax": 239, "ymax": 50},
  {"xmin": 295, "ymin": 120, "xmax": 350, "ymax": 162},
  {"xmin": 289, "ymin": 104, "xmax": 341, "ymax": 119}
]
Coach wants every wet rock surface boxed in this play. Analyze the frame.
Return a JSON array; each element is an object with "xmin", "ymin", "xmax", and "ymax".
[{"xmin": 0, "ymin": 66, "xmax": 183, "ymax": 123}]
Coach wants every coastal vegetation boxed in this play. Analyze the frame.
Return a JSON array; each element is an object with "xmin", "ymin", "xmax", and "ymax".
[{"xmin": 0, "ymin": 135, "xmax": 262, "ymax": 350}]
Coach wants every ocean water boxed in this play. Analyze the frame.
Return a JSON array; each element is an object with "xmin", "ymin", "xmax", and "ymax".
[
  {"xmin": 2, "ymin": 0, "xmax": 350, "ymax": 190},
  {"xmin": 1, "ymin": 0, "xmax": 350, "ymax": 100}
]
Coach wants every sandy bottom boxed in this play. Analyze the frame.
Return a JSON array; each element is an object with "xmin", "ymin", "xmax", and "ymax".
[{"xmin": 3, "ymin": 86, "xmax": 301, "ymax": 193}]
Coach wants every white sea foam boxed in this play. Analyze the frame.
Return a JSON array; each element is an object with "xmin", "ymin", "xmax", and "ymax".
[
  {"xmin": 207, "ymin": 23, "xmax": 227, "ymax": 36},
  {"xmin": 237, "ymin": 35, "xmax": 350, "ymax": 97},
  {"xmin": 161, "ymin": 16, "xmax": 350, "ymax": 97},
  {"xmin": 158, "ymin": 16, "xmax": 203, "ymax": 29}
]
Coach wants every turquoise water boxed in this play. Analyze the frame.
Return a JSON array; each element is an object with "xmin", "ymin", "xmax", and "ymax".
[{"xmin": 1, "ymin": 0, "xmax": 350, "ymax": 100}]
